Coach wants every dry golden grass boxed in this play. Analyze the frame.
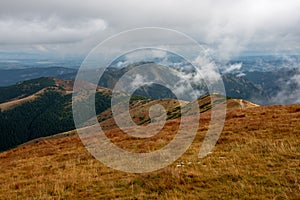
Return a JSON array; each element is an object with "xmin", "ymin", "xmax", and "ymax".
[
  {"xmin": 98, "ymin": 98, "xmax": 184, "ymax": 130},
  {"xmin": 0, "ymin": 104, "xmax": 299, "ymax": 199}
]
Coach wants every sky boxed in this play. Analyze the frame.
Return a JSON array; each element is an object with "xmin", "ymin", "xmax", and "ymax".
[{"xmin": 0, "ymin": 0, "xmax": 300, "ymax": 60}]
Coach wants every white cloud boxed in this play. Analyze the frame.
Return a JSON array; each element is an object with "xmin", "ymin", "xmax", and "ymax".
[
  {"xmin": 125, "ymin": 49, "xmax": 167, "ymax": 62},
  {"xmin": 223, "ymin": 63, "xmax": 243, "ymax": 73},
  {"xmin": 192, "ymin": 55, "xmax": 221, "ymax": 83},
  {"xmin": 271, "ymin": 73, "xmax": 300, "ymax": 104}
]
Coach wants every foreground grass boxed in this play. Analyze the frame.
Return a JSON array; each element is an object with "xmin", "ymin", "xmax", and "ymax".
[{"xmin": 0, "ymin": 104, "xmax": 299, "ymax": 199}]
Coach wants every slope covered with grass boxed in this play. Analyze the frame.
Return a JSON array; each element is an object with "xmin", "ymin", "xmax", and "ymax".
[{"xmin": 0, "ymin": 104, "xmax": 299, "ymax": 199}]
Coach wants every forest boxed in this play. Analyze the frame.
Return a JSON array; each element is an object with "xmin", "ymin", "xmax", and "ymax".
[{"xmin": 0, "ymin": 89, "xmax": 111, "ymax": 152}]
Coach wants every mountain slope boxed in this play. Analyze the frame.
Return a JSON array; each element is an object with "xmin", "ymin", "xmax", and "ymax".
[
  {"xmin": 0, "ymin": 77, "xmax": 259, "ymax": 152},
  {"xmin": 0, "ymin": 104, "xmax": 299, "ymax": 199},
  {"xmin": 0, "ymin": 78, "xmax": 111, "ymax": 151}
]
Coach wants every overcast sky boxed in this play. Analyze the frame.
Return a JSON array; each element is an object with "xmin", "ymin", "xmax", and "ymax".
[{"xmin": 0, "ymin": 0, "xmax": 300, "ymax": 59}]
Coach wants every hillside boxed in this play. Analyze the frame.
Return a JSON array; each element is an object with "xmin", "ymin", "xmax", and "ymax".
[
  {"xmin": 97, "ymin": 94, "xmax": 258, "ymax": 131},
  {"xmin": 0, "ymin": 104, "xmax": 299, "ymax": 199},
  {"xmin": 0, "ymin": 78, "xmax": 111, "ymax": 151},
  {"xmin": 0, "ymin": 77, "xmax": 257, "ymax": 152}
]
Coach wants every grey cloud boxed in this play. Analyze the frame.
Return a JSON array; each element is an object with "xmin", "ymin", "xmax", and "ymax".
[
  {"xmin": 0, "ymin": 0, "xmax": 300, "ymax": 58},
  {"xmin": 0, "ymin": 16, "xmax": 106, "ymax": 44}
]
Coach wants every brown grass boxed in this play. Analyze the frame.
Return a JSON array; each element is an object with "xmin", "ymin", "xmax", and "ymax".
[{"xmin": 0, "ymin": 104, "xmax": 299, "ymax": 199}]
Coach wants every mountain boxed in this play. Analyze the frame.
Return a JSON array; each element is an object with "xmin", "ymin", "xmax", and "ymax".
[
  {"xmin": 245, "ymin": 67, "xmax": 299, "ymax": 104},
  {"xmin": 0, "ymin": 102, "xmax": 298, "ymax": 199},
  {"xmin": 0, "ymin": 77, "xmax": 111, "ymax": 151},
  {"xmin": 222, "ymin": 73, "xmax": 269, "ymax": 104},
  {"xmin": 0, "ymin": 74, "xmax": 298, "ymax": 199},
  {"xmin": 97, "ymin": 63, "xmax": 270, "ymax": 104},
  {"xmin": 0, "ymin": 77, "xmax": 171, "ymax": 151},
  {"xmin": 0, "ymin": 62, "xmax": 297, "ymax": 105},
  {"xmin": 0, "ymin": 76, "xmax": 257, "ymax": 152}
]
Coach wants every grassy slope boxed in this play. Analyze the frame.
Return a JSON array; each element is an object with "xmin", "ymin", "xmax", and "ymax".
[{"xmin": 0, "ymin": 104, "xmax": 299, "ymax": 199}]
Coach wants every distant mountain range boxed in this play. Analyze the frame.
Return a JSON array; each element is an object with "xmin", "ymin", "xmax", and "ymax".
[
  {"xmin": 0, "ymin": 67, "xmax": 76, "ymax": 86},
  {"xmin": 0, "ymin": 62, "xmax": 298, "ymax": 105}
]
